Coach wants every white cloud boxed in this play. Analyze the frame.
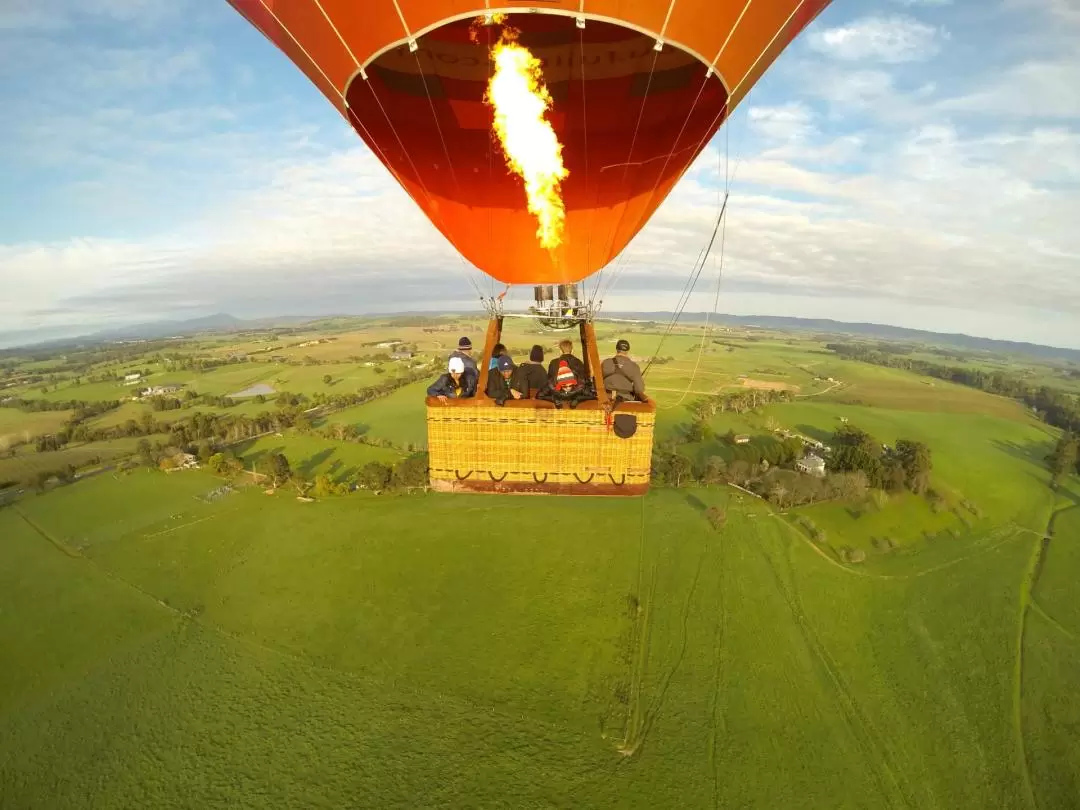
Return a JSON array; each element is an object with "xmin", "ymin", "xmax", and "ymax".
[
  {"xmin": 808, "ymin": 15, "xmax": 947, "ymax": 63},
  {"xmin": 938, "ymin": 59, "xmax": 1080, "ymax": 119}
]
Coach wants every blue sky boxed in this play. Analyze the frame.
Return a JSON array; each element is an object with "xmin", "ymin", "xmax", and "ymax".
[{"xmin": 1, "ymin": 0, "xmax": 1078, "ymax": 348}]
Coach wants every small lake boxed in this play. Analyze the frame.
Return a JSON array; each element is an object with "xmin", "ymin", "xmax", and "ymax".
[{"xmin": 227, "ymin": 383, "xmax": 276, "ymax": 399}]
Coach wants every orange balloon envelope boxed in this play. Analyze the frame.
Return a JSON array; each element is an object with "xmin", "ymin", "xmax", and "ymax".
[{"xmin": 226, "ymin": 1, "xmax": 830, "ymax": 285}]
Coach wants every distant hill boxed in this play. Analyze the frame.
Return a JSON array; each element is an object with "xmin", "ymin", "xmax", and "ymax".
[
  {"xmin": 604, "ymin": 312, "xmax": 1080, "ymax": 364},
  {"xmin": 3, "ymin": 310, "xmax": 1078, "ymax": 364}
]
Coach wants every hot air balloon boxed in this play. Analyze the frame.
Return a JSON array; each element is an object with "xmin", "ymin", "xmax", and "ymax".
[{"xmin": 226, "ymin": 0, "xmax": 830, "ymax": 495}]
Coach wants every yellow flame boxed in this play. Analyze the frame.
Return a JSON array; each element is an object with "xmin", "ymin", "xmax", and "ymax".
[{"xmin": 484, "ymin": 31, "xmax": 569, "ymax": 251}]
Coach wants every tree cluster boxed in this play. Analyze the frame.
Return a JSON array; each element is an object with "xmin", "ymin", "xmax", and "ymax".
[{"xmin": 827, "ymin": 424, "xmax": 932, "ymax": 494}]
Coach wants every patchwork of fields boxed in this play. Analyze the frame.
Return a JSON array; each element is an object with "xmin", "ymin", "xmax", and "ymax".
[{"xmin": 2, "ymin": 318, "xmax": 1079, "ymax": 807}]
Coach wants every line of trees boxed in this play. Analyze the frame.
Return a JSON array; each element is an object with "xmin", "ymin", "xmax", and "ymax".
[
  {"xmin": 827, "ymin": 342, "xmax": 1080, "ymax": 433},
  {"xmin": 200, "ymin": 447, "xmax": 430, "ymax": 496}
]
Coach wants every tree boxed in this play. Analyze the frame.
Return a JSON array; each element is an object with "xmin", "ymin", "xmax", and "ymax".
[
  {"xmin": 1047, "ymin": 433, "xmax": 1078, "ymax": 484},
  {"xmin": 701, "ymin": 456, "xmax": 727, "ymax": 485},
  {"xmin": 136, "ymin": 438, "xmax": 155, "ymax": 467},
  {"xmin": 323, "ymin": 374, "xmax": 332, "ymax": 385},
  {"xmin": 159, "ymin": 456, "xmax": 177, "ymax": 471},
  {"xmin": 391, "ymin": 452, "xmax": 429, "ymax": 489},
  {"xmin": 705, "ymin": 506, "xmax": 727, "ymax": 530},
  {"xmin": 207, "ymin": 453, "xmax": 227, "ymax": 474},
  {"xmin": 894, "ymin": 439, "xmax": 932, "ymax": 493},
  {"xmin": 261, "ymin": 452, "xmax": 291, "ymax": 487},
  {"xmin": 359, "ymin": 461, "xmax": 393, "ymax": 491}
]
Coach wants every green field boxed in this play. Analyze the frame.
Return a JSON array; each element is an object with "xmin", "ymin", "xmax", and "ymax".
[
  {"xmin": 2, "ymin": 318, "xmax": 1079, "ymax": 807},
  {"xmin": 2, "ymin": 470, "xmax": 1076, "ymax": 807}
]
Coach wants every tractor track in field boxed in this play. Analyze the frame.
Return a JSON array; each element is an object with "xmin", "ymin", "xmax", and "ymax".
[
  {"xmin": 753, "ymin": 527, "xmax": 913, "ymax": 810},
  {"xmin": 1012, "ymin": 503, "xmax": 1075, "ymax": 809},
  {"xmin": 632, "ymin": 538, "xmax": 708, "ymax": 753},
  {"xmin": 708, "ymin": 529, "xmax": 727, "ymax": 810}
]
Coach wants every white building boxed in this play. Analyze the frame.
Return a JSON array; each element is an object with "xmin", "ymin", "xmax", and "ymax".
[
  {"xmin": 796, "ymin": 455, "xmax": 826, "ymax": 477},
  {"xmin": 123, "ymin": 373, "xmax": 142, "ymax": 385}
]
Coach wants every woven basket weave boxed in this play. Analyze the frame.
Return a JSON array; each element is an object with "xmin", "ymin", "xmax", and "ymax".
[{"xmin": 427, "ymin": 402, "xmax": 654, "ymax": 495}]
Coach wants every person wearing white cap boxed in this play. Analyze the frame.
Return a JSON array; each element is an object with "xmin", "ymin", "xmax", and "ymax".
[{"xmin": 427, "ymin": 355, "xmax": 478, "ymax": 402}]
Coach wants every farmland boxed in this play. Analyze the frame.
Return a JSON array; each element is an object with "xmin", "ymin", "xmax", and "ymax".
[{"xmin": 1, "ymin": 315, "xmax": 1079, "ymax": 807}]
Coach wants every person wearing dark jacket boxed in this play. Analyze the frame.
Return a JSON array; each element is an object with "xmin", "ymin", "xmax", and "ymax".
[
  {"xmin": 488, "ymin": 343, "xmax": 508, "ymax": 371},
  {"xmin": 486, "ymin": 354, "xmax": 522, "ymax": 405},
  {"xmin": 427, "ymin": 356, "xmax": 477, "ymax": 402},
  {"xmin": 448, "ymin": 336, "xmax": 478, "ymax": 373},
  {"xmin": 512, "ymin": 345, "xmax": 550, "ymax": 398},
  {"xmin": 602, "ymin": 338, "xmax": 648, "ymax": 402},
  {"xmin": 546, "ymin": 339, "xmax": 587, "ymax": 388}
]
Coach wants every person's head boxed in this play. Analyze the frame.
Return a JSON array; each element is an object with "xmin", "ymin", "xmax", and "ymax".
[
  {"xmin": 457, "ymin": 336, "xmax": 473, "ymax": 354},
  {"xmin": 496, "ymin": 354, "xmax": 514, "ymax": 379},
  {"xmin": 448, "ymin": 356, "xmax": 465, "ymax": 380},
  {"xmin": 529, "ymin": 345, "xmax": 544, "ymax": 363},
  {"xmin": 559, "ymin": 339, "xmax": 574, "ymax": 355},
  {"xmin": 492, "ymin": 343, "xmax": 506, "ymax": 357},
  {"xmin": 616, "ymin": 338, "xmax": 630, "ymax": 355}
]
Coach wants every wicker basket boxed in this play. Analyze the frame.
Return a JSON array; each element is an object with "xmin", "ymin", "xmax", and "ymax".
[{"xmin": 427, "ymin": 399, "xmax": 654, "ymax": 495}]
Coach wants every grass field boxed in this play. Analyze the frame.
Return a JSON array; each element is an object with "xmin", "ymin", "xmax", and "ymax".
[
  {"xmin": 0, "ymin": 408, "xmax": 71, "ymax": 445},
  {"xmin": 2, "ymin": 472, "xmax": 1077, "ymax": 807},
  {"xmin": 320, "ymin": 380, "xmax": 431, "ymax": 449},
  {"xmin": 0, "ymin": 437, "xmax": 144, "ymax": 484}
]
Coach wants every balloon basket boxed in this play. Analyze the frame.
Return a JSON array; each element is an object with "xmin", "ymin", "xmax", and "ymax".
[
  {"xmin": 426, "ymin": 399, "xmax": 655, "ymax": 496},
  {"xmin": 425, "ymin": 318, "xmax": 655, "ymax": 496}
]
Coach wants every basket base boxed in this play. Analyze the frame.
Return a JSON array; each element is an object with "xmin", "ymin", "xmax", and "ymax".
[{"xmin": 430, "ymin": 478, "xmax": 648, "ymax": 497}]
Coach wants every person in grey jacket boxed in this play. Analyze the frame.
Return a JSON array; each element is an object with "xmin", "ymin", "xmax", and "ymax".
[{"xmin": 601, "ymin": 339, "xmax": 648, "ymax": 402}]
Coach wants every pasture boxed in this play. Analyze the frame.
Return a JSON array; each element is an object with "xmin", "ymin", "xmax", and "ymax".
[{"xmin": 2, "ymin": 470, "xmax": 1077, "ymax": 807}]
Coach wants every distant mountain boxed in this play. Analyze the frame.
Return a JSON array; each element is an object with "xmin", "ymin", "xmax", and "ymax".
[
  {"xmin": 0, "ymin": 313, "xmax": 322, "ymax": 351},
  {"xmin": 604, "ymin": 312, "xmax": 1080, "ymax": 364}
]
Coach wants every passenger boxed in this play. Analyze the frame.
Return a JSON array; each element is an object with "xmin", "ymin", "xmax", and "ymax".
[
  {"xmin": 602, "ymin": 338, "xmax": 648, "ymax": 402},
  {"xmin": 427, "ymin": 356, "xmax": 477, "ymax": 402},
  {"xmin": 449, "ymin": 336, "xmax": 478, "ymax": 373},
  {"xmin": 512, "ymin": 345, "xmax": 550, "ymax": 399},
  {"xmin": 488, "ymin": 343, "xmax": 508, "ymax": 371},
  {"xmin": 486, "ymin": 354, "xmax": 522, "ymax": 405},
  {"xmin": 546, "ymin": 339, "xmax": 587, "ymax": 388}
]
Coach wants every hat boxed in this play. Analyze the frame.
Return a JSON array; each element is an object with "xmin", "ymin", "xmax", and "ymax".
[
  {"xmin": 458, "ymin": 336, "xmax": 472, "ymax": 349},
  {"xmin": 529, "ymin": 345, "xmax": 544, "ymax": 362},
  {"xmin": 496, "ymin": 355, "xmax": 514, "ymax": 372},
  {"xmin": 616, "ymin": 339, "xmax": 631, "ymax": 352},
  {"xmin": 448, "ymin": 357, "xmax": 465, "ymax": 373}
]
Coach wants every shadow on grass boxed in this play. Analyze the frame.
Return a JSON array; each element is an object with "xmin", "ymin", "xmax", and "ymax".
[
  {"xmin": 299, "ymin": 448, "xmax": 336, "ymax": 477},
  {"xmin": 684, "ymin": 493, "xmax": 707, "ymax": 513}
]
